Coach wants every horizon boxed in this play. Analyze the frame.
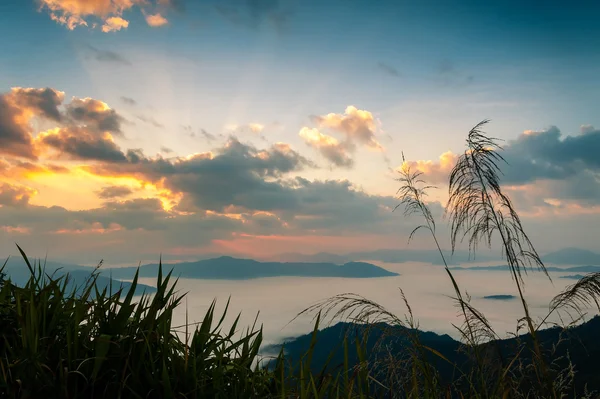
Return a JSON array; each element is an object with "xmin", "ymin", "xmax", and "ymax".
[{"xmin": 1, "ymin": 0, "xmax": 599, "ymax": 265}]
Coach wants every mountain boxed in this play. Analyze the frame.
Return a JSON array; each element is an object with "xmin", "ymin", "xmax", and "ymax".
[
  {"xmin": 274, "ymin": 249, "xmax": 499, "ymax": 265},
  {"xmin": 560, "ymin": 274, "xmax": 586, "ymax": 280},
  {"xmin": 271, "ymin": 316, "xmax": 600, "ymax": 396},
  {"xmin": 264, "ymin": 322, "xmax": 464, "ymax": 386},
  {"xmin": 543, "ymin": 248, "xmax": 600, "ymax": 265},
  {"xmin": 104, "ymin": 256, "xmax": 399, "ymax": 280},
  {"xmin": 450, "ymin": 264, "xmax": 600, "ymax": 273},
  {"xmin": 268, "ymin": 252, "xmax": 352, "ymax": 264},
  {"xmin": 1, "ymin": 258, "xmax": 156, "ymax": 296}
]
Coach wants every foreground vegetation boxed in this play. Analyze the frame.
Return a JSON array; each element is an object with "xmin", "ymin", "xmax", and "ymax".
[{"xmin": 1, "ymin": 121, "xmax": 599, "ymax": 398}]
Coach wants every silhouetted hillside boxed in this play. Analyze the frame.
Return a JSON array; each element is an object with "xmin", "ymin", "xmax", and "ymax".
[{"xmin": 272, "ymin": 316, "xmax": 600, "ymax": 396}]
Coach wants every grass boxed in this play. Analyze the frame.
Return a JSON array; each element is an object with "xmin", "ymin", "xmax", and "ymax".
[{"xmin": 1, "ymin": 120, "xmax": 600, "ymax": 398}]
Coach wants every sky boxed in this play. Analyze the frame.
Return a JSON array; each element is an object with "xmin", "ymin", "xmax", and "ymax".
[{"xmin": 1, "ymin": 0, "xmax": 599, "ymax": 265}]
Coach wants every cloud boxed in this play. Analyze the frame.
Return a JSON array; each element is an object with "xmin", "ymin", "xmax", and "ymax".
[
  {"xmin": 0, "ymin": 87, "xmax": 433, "ymax": 261},
  {"xmin": 184, "ymin": 126, "xmax": 222, "ymax": 143},
  {"xmin": 377, "ymin": 62, "xmax": 400, "ymax": 77},
  {"xmin": 136, "ymin": 114, "xmax": 164, "ymax": 128},
  {"xmin": 145, "ymin": 12, "xmax": 169, "ymax": 27},
  {"xmin": 0, "ymin": 183, "xmax": 36, "ymax": 207},
  {"xmin": 401, "ymin": 151, "xmax": 458, "ymax": 184},
  {"xmin": 102, "ymin": 16, "xmax": 129, "ymax": 32},
  {"xmin": 160, "ymin": 146, "xmax": 173, "ymax": 154},
  {"xmin": 226, "ymin": 123, "xmax": 265, "ymax": 135},
  {"xmin": 0, "ymin": 160, "xmax": 69, "ymax": 179},
  {"xmin": 311, "ymin": 106, "xmax": 384, "ymax": 151},
  {"xmin": 65, "ymin": 97, "xmax": 125, "ymax": 135},
  {"xmin": 0, "ymin": 87, "xmax": 125, "ymax": 161},
  {"xmin": 0, "ymin": 87, "xmax": 130, "ymax": 162},
  {"xmin": 199, "ymin": 129, "xmax": 218, "ymax": 142},
  {"xmin": 83, "ymin": 137, "xmax": 315, "ymax": 212},
  {"xmin": 581, "ymin": 124, "xmax": 595, "ymax": 134},
  {"xmin": 39, "ymin": 0, "xmax": 174, "ymax": 32},
  {"xmin": 0, "ymin": 87, "xmax": 65, "ymax": 159},
  {"xmin": 84, "ymin": 45, "xmax": 131, "ymax": 65},
  {"xmin": 299, "ymin": 127, "xmax": 353, "ymax": 168},
  {"xmin": 404, "ymin": 125, "xmax": 600, "ymax": 207},
  {"xmin": 120, "ymin": 96, "xmax": 137, "ymax": 105},
  {"xmin": 96, "ymin": 185, "xmax": 135, "ymax": 199},
  {"xmin": 36, "ymin": 127, "xmax": 128, "ymax": 162}
]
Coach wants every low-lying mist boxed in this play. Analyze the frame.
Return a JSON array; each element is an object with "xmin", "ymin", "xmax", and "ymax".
[{"xmin": 132, "ymin": 260, "xmax": 589, "ymax": 348}]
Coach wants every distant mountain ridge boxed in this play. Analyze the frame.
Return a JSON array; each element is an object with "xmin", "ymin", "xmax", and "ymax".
[
  {"xmin": 1, "ymin": 260, "xmax": 156, "ymax": 297},
  {"xmin": 542, "ymin": 247, "xmax": 600, "ymax": 265},
  {"xmin": 103, "ymin": 256, "xmax": 399, "ymax": 280},
  {"xmin": 450, "ymin": 264, "xmax": 600, "ymax": 273},
  {"xmin": 269, "ymin": 249, "xmax": 499, "ymax": 265}
]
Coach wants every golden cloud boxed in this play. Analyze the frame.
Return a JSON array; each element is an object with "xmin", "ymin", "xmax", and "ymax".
[
  {"xmin": 312, "ymin": 105, "xmax": 383, "ymax": 151},
  {"xmin": 0, "ymin": 87, "xmax": 65, "ymax": 159},
  {"xmin": 102, "ymin": 16, "xmax": 129, "ymax": 32},
  {"xmin": 39, "ymin": 0, "xmax": 171, "ymax": 31},
  {"xmin": 299, "ymin": 127, "xmax": 353, "ymax": 168},
  {"xmin": 400, "ymin": 151, "xmax": 458, "ymax": 184}
]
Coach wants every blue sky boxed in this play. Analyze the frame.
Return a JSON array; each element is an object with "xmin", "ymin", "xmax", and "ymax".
[{"xmin": 0, "ymin": 0, "xmax": 599, "ymax": 263}]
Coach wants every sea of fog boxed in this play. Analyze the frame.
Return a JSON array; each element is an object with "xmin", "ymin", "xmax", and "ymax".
[{"xmin": 131, "ymin": 261, "xmax": 591, "ymax": 348}]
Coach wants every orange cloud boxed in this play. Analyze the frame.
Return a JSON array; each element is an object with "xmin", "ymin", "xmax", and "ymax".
[
  {"xmin": 38, "ymin": 0, "xmax": 171, "ymax": 32},
  {"xmin": 102, "ymin": 16, "xmax": 129, "ymax": 32},
  {"xmin": 144, "ymin": 12, "xmax": 168, "ymax": 27},
  {"xmin": 0, "ymin": 87, "xmax": 64, "ymax": 159},
  {"xmin": 0, "ymin": 183, "xmax": 37, "ymax": 207},
  {"xmin": 400, "ymin": 151, "xmax": 458, "ymax": 184}
]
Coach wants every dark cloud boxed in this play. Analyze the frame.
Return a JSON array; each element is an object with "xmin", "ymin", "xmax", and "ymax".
[
  {"xmin": 65, "ymin": 98, "xmax": 125, "ymax": 135},
  {"xmin": 409, "ymin": 125, "xmax": 600, "ymax": 207},
  {"xmin": 0, "ymin": 95, "xmax": 37, "ymax": 159},
  {"xmin": 85, "ymin": 137, "xmax": 315, "ymax": 211},
  {"xmin": 84, "ymin": 45, "xmax": 131, "ymax": 65},
  {"xmin": 11, "ymin": 87, "xmax": 63, "ymax": 121},
  {"xmin": 136, "ymin": 114, "xmax": 164, "ymax": 129},
  {"xmin": 377, "ymin": 62, "xmax": 400, "ymax": 77},
  {"xmin": 0, "ymin": 88, "xmax": 64, "ymax": 159},
  {"xmin": 120, "ymin": 96, "xmax": 137, "ymax": 106},
  {"xmin": 500, "ymin": 126, "xmax": 600, "ymax": 184},
  {"xmin": 183, "ymin": 126, "xmax": 221, "ymax": 142},
  {"xmin": 38, "ymin": 127, "xmax": 128, "ymax": 162},
  {"xmin": 160, "ymin": 146, "xmax": 174, "ymax": 154},
  {"xmin": 96, "ymin": 185, "xmax": 135, "ymax": 199},
  {"xmin": 200, "ymin": 129, "xmax": 218, "ymax": 142},
  {"xmin": 0, "ymin": 183, "xmax": 35, "ymax": 207}
]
